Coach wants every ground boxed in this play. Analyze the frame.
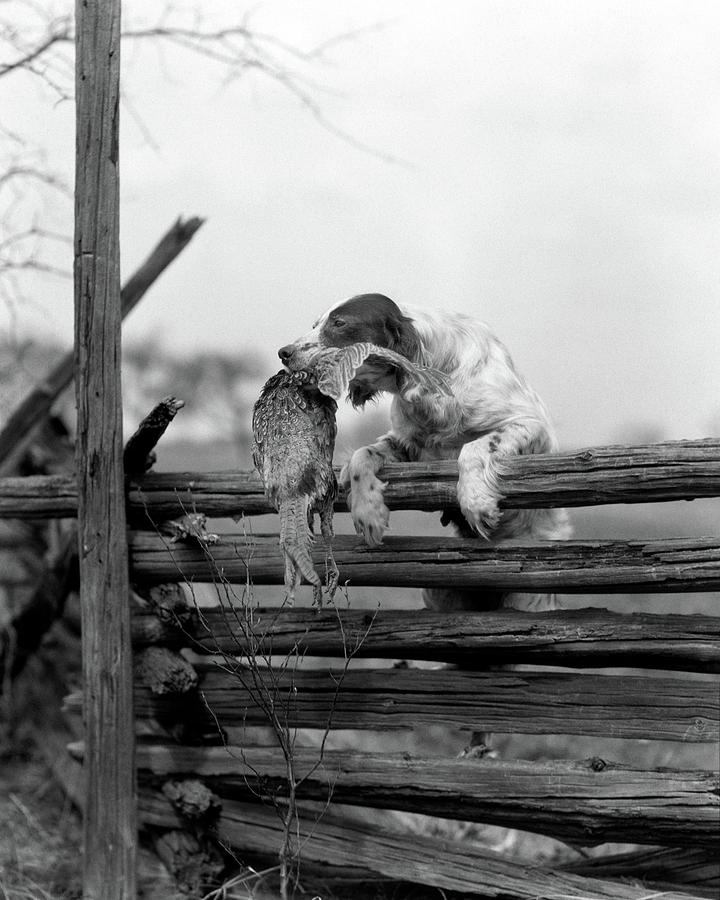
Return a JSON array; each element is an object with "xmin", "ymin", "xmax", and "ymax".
[{"xmin": 0, "ymin": 732, "xmax": 82, "ymax": 899}]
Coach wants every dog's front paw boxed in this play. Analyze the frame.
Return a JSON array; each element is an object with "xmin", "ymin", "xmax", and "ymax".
[
  {"xmin": 458, "ymin": 485, "xmax": 501, "ymax": 539},
  {"xmin": 457, "ymin": 441, "xmax": 503, "ymax": 540},
  {"xmin": 341, "ymin": 449, "xmax": 390, "ymax": 547},
  {"xmin": 350, "ymin": 474, "xmax": 389, "ymax": 546}
]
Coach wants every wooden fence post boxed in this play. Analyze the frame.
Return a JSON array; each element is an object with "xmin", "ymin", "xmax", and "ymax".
[{"xmin": 74, "ymin": 1, "xmax": 136, "ymax": 898}]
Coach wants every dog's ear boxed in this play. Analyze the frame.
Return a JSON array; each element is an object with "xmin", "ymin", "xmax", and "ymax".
[{"xmin": 386, "ymin": 313, "xmax": 420, "ymax": 360}]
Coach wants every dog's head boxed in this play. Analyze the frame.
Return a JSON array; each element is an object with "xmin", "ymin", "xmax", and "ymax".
[{"xmin": 278, "ymin": 293, "xmax": 419, "ymax": 405}]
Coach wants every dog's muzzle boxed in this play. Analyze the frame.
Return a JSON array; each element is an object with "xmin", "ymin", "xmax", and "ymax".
[
  {"xmin": 278, "ymin": 345, "xmax": 294, "ymax": 365},
  {"xmin": 278, "ymin": 341, "xmax": 321, "ymax": 370}
]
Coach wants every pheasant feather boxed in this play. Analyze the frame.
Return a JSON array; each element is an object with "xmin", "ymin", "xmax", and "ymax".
[{"xmin": 252, "ymin": 344, "xmax": 449, "ymax": 603}]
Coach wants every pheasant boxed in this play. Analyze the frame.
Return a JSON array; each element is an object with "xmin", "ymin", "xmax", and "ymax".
[{"xmin": 252, "ymin": 343, "xmax": 449, "ymax": 605}]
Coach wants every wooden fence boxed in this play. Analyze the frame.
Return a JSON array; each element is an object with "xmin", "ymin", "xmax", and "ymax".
[
  {"xmin": 5, "ymin": 438, "xmax": 716, "ymax": 897},
  {"xmin": 1, "ymin": 5, "xmax": 715, "ymax": 896}
]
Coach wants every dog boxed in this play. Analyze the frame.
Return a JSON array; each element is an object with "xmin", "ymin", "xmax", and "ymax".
[{"xmin": 278, "ymin": 293, "xmax": 570, "ymax": 614}]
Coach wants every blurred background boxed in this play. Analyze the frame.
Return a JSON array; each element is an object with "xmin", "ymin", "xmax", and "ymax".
[{"xmin": 3, "ymin": 0, "xmax": 720, "ymax": 439}]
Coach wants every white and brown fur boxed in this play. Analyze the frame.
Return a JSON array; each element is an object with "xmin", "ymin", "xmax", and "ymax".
[{"xmin": 279, "ymin": 293, "xmax": 571, "ymax": 613}]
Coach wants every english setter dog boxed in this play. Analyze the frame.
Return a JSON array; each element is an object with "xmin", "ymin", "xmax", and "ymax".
[{"xmin": 278, "ymin": 292, "xmax": 570, "ymax": 614}]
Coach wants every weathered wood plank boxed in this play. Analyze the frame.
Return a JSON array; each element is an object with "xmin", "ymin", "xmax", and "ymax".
[
  {"xmin": 128, "ymin": 664, "xmax": 719, "ymax": 742},
  {"xmin": 129, "ymin": 531, "xmax": 720, "ymax": 593},
  {"xmin": 562, "ymin": 846, "xmax": 720, "ymax": 892},
  {"xmin": 128, "ymin": 438, "xmax": 720, "ymax": 516},
  {"xmin": 3, "ymin": 437, "xmax": 720, "ymax": 519},
  {"xmin": 0, "ymin": 474, "xmax": 79, "ymax": 518},
  {"xmin": 74, "ymin": 1, "xmax": 135, "ymax": 896},
  {"xmin": 138, "ymin": 790, "xmax": 709, "ymax": 899},
  {"xmin": 121, "ymin": 744, "xmax": 720, "ymax": 848},
  {"xmin": 123, "ymin": 396, "xmax": 185, "ymax": 477},
  {"xmin": 131, "ymin": 604, "xmax": 720, "ymax": 672}
]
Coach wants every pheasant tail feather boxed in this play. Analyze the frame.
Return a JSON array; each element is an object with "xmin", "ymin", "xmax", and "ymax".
[{"xmin": 278, "ymin": 496, "xmax": 321, "ymax": 590}]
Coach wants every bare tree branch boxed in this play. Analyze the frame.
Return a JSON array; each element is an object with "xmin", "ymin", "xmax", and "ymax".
[
  {"xmin": 0, "ymin": 166, "xmax": 71, "ymax": 194},
  {"xmin": 0, "ymin": 16, "xmax": 71, "ymax": 76},
  {"xmin": 0, "ymin": 1, "xmax": 403, "ymax": 354},
  {"xmin": 1, "ymin": 3, "xmax": 401, "ymax": 162}
]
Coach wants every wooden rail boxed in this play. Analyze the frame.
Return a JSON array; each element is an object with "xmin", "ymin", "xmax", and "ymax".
[
  {"xmin": 137, "ymin": 790, "xmax": 710, "ymax": 900},
  {"xmin": 563, "ymin": 847, "xmax": 719, "ymax": 893},
  {"xmin": 130, "ymin": 604, "xmax": 720, "ymax": 672},
  {"xmin": 2, "ymin": 437, "xmax": 720, "ymax": 519},
  {"xmin": 115, "ymin": 664, "xmax": 720, "ymax": 743},
  {"xmin": 129, "ymin": 531, "xmax": 720, "ymax": 593},
  {"xmin": 123, "ymin": 744, "xmax": 719, "ymax": 848}
]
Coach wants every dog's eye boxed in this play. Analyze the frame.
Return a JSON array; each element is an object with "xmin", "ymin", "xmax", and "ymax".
[{"xmin": 331, "ymin": 318, "xmax": 346, "ymax": 329}]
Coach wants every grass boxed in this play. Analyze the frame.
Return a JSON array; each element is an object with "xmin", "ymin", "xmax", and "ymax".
[{"xmin": 0, "ymin": 750, "xmax": 82, "ymax": 899}]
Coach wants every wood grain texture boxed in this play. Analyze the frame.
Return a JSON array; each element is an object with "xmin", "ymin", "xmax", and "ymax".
[
  {"xmin": 129, "ymin": 531, "xmax": 720, "ymax": 593},
  {"xmin": 138, "ymin": 790, "xmax": 710, "ymax": 899},
  {"xmin": 127, "ymin": 437, "xmax": 720, "ymax": 518},
  {"xmin": 125, "ymin": 744, "xmax": 720, "ymax": 848},
  {"xmin": 0, "ymin": 474, "xmax": 78, "ymax": 518},
  {"xmin": 3, "ymin": 437, "xmax": 720, "ymax": 518},
  {"xmin": 130, "ymin": 604, "xmax": 720, "ymax": 672},
  {"xmin": 123, "ymin": 396, "xmax": 185, "ymax": 477},
  {"xmin": 74, "ymin": 1, "xmax": 135, "ymax": 896},
  {"xmin": 129, "ymin": 663, "xmax": 719, "ymax": 743},
  {"xmin": 562, "ymin": 846, "xmax": 719, "ymax": 892}
]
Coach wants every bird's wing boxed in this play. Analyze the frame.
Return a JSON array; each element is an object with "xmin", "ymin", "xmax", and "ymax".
[{"xmin": 311, "ymin": 343, "xmax": 450, "ymax": 401}]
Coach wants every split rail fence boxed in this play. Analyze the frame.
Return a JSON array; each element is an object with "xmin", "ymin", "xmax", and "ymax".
[
  {"xmin": 3, "ymin": 4, "xmax": 714, "ymax": 896},
  {"xmin": 2, "ymin": 438, "xmax": 719, "ymax": 897}
]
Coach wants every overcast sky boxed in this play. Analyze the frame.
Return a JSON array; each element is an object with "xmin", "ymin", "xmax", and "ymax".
[{"xmin": 3, "ymin": 0, "xmax": 720, "ymax": 448}]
